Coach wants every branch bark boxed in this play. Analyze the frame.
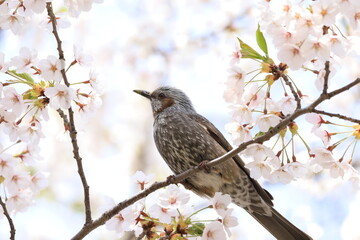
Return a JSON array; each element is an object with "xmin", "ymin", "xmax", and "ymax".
[
  {"xmin": 0, "ymin": 197, "xmax": 15, "ymax": 240},
  {"xmin": 46, "ymin": 2, "xmax": 92, "ymax": 225}
]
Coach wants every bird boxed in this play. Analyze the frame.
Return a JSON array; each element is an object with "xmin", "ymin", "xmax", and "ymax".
[{"xmin": 134, "ymin": 86, "xmax": 312, "ymax": 240}]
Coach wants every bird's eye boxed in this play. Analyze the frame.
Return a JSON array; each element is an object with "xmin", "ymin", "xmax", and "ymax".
[{"xmin": 158, "ymin": 93, "xmax": 166, "ymax": 99}]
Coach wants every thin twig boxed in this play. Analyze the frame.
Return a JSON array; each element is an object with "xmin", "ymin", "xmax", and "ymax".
[
  {"xmin": 70, "ymin": 77, "xmax": 360, "ymax": 239},
  {"xmin": 281, "ymin": 73, "xmax": 301, "ymax": 109},
  {"xmin": 46, "ymin": 2, "xmax": 92, "ymax": 225},
  {"xmin": 0, "ymin": 197, "xmax": 16, "ymax": 240},
  {"xmin": 313, "ymin": 109, "xmax": 360, "ymax": 124},
  {"xmin": 322, "ymin": 61, "xmax": 330, "ymax": 94}
]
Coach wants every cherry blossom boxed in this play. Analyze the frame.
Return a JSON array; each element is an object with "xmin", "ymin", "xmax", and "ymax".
[
  {"xmin": 29, "ymin": 172, "xmax": 48, "ymax": 193},
  {"xmin": 277, "ymin": 96, "xmax": 297, "ymax": 115},
  {"xmin": 0, "ymin": 153, "xmax": 16, "ymax": 178},
  {"xmin": 277, "ymin": 43, "xmax": 305, "ymax": 70},
  {"xmin": 106, "ymin": 205, "xmax": 140, "ymax": 235},
  {"xmin": 305, "ymin": 113, "xmax": 326, "ymax": 132},
  {"xmin": 221, "ymin": 208, "xmax": 238, "ymax": 236},
  {"xmin": 148, "ymin": 203, "xmax": 177, "ymax": 223},
  {"xmin": 225, "ymin": 121, "xmax": 252, "ymax": 145},
  {"xmin": 256, "ymin": 114, "xmax": 281, "ymax": 132},
  {"xmin": 210, "ymin": 192, "xmax": 232, "ymax": 217},
  {"xmin": 231, "ymin": 104, "xmax": 253, "ymax": 123},
  {"xmin": 245, "ymin": 160, "xmax": 272, "ymax": 179},
  {"xmin": 44, "ymin": 84, "xmax": 76, "ymax": 109},
  {"xmin": 39, "ymin": 55, "xmax": 64, "ymax": 82},
  {"xmin": 5, "ymin": 171, "xmax": 31, "ymax": 194},
  {"xmin": 244, "ymin": 143, "xmax": 277, "ymax": 160},
  {"xmin": 310, "ymin": 148, "xmax": 335, "ymax": 163},
  {"xmin": 270, "ymin": 168, "xmax": 293, "ymax": 184},
  {"xmin": 132, "ymin": 171, "xmax": 155, "ymax": 190},
  {"xmin": 202, "ymin": 221, "xmax": 227, "ymax": 240},
  {"xmin": 73, "ymin": 45, "xmax": 93, "ymax": 67},
  {"xmin": 158, "ymin": 184, "xmax": 190, "ymax": 209},
  {"xmin": 23, "ymin": 0, "xmax": 49, "ymax": 14},
  {"xmin": 10, "ymin": 47, "xmax": 38, "ymax": 73},
  {"xmin": 284, "ymin": 162, "xmax": 310, "ymax": 178},
  {"xmin": 1, "ymin": 87, "xmax": 25, "ymax": 116},
  {"xmin": 0, "ymin": 13, "xmax": 26, "ymax": 35},
  {"xmin": 0, "ymin": 52, "xmax": 8, "ymax": 73},
  {"xmin": 314, "ymin": 128, "xmax": 332, "ymax": 147},
  {"xmin": 6, "ymin": 190, "xmax": 33, "ymax": 213}
]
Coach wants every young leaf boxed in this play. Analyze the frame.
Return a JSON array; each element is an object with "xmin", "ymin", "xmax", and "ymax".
[
  {"xmin": 237, "ymin": 37, "xmax": 264, "ymax": 61},
  {"xmin": 8, "ymin": 70, "xmax": 35, "ymax": 84},
  {"xmin": 256, "ymin": 24, "xmax": 268, "ymax": 56}
]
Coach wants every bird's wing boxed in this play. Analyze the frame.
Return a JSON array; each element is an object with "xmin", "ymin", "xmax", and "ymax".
[{"xmin": 188, "ymin": 113, "xmax": 274, "ymax": 206}]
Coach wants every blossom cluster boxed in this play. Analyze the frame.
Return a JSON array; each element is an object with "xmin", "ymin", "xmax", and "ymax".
[
  {"xmin": 0, "ymin": 0, "xmax": 103, "ymax": 34},
  {"xmin": 0, "ymin": 44, "xmax": 102, "ymax": 216},
  {"xmin": 105, "ymin": 171, "xmax": 238, "ymax": 240},
  {"xmin": 223, "ymin": 0, "xmax": 360, "ymax": 185}
]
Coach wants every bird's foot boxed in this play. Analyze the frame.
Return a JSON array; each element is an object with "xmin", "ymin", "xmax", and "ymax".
[
  {"xmin": 198, "ymin": 160, "xmax": 211, "ymax": 173},
  {"xmin": 166, "ymin": 175, "xmax": 176, "ymax": 184}
]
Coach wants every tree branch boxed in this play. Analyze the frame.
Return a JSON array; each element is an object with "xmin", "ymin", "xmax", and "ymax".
[
  {"xmin": 0, "ymin": 197, "xmax": 15, "ymax": 240},
  {"xmin": 70, "ymin": 76, "xmax": 360, "ymax": 239},
  {"xmin": 281, "ymin": 73, "xmax": 301, "ymax": 109},
  {"xmin": 313, "ymin": 109, "xmax": 360, "ymax": 124},
  {"xmin": 46, "ymin": 2, "xmax": 92, "ymax": 225}
]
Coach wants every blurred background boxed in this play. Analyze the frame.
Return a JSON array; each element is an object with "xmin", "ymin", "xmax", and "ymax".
[{"xmin": 0, "ymin": 0, "xmax": 360, "ymax": 239}]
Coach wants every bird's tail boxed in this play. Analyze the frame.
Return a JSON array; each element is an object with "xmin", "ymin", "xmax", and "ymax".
[{"xmin": 247, "ymin": 207, "xmax": 313, "ymax": 240}]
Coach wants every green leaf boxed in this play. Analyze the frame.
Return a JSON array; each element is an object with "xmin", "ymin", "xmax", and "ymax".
[
  {"xmin": 187, "ymin": 223, "xmax": 205, "ymax": 236},
  {"xmin": 256, "ymin": 24, "xmax": 268, "ymax": 56},
  {"xmin": 8, "ymin": 70, "xmax": 35, "ymax": 84},
  {"xmin": 237, "ymin": 37, "xmax": 265, "ymax": 61}
]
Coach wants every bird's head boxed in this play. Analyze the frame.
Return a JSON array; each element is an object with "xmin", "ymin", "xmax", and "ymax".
[{"xmin": 134, "ymin": 86, "xmax": 195, "ymax": 116}]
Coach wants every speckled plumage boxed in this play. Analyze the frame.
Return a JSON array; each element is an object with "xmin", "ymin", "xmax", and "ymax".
[{"xmin": 134, "ymin": 87, "xmax": 312, "ymax": 240}]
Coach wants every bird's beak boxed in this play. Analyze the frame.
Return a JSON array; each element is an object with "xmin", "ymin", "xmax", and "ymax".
[{"xmin": 133, "ymin": 89, "xmax": 152, "ymax": 100}]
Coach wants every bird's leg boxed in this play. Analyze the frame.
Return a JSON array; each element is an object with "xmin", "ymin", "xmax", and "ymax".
[{"xmin": 198, "ymin": 160, "xmax": 211, "ymax": 173}]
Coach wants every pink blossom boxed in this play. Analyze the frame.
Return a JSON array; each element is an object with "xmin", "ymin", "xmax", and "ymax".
[
  {"xmin": 39, "ymin": 55, "xmax": 64, "ymax": 82},
  {"xmin": 256, "ymin": 114, "xmax": 281, "ymax": 132},
  {"xmin": 314, "ymin": 128, "xmax": 332, "ymax": 147},
  {"xmin": 305, "ymin": 113, "xmax": 326, "ymax": 132},
  {"xmin": 44, "ymin": 84, "xmax": 76, "ymax": 109},
  {"xmin": 1, "ymin": 87, "xmax": 25, "ymax": 116},
  {"xmin": 5, "ymin": 171, "xmax": 31, "ymax": 194},
  {"xmin": 270, "ymin": 168, "xmax": 293, "ymax": 184},
  {"xmin": 210, "ymin": 192, "xmax": 232, "ymax": 217},
  {"xmin": 73, "ymin": 45, "xmax": 93, "ymax": 67},
  {"xmin": 158, "ymin": 184, "xmax": 190, "ymax": 208},
  {"xmin": 284, "ymin": 162, "xmax": 310, "ymax": 178},
  {"xmin": 132, "ymin": 171, "xmax": 154, "ymax": 190},
  {"xmin": 0, "ymin": 52, "xmax": 8, "ymax": 72},
  {"xmin": 245, "ymin": 160, "xmax": 272, "ymax": 179},
  {"xmin": 0, "ymin": 153, "xmax": 16, "ymax": 178},
  {"xmin": 148, "ymin": 203, "xmax": 177, "ymax": 223},
  {"xmin": 277, "ymin": 96, "xmax": 297, "ymax": 115},
  {"xmin": 222, "ymin": 208, "xmax": 238, "ymax": 236},
  {"xmin": 10, "ymin": 47, "xmax": 38, "ymax": 73},
  {"xmin": 225, "ymin": 121, "xmax": 252, "ymax": 145},
  {"xmin": 277, "ymin": 43, "xmax": 305, "ymax": 70},
  {"xmin": 202, "ymin": 221, "xmax": 227, "ymax": 240}
]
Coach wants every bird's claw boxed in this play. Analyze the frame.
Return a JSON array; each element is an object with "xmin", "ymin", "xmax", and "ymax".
[
  {"xmin": 198, "ymin": 160, "xmax": 211, "ymax": 173},
  {"xmin": 166, "ymin": 175, "xmax": 176, "ymax": 184}
]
